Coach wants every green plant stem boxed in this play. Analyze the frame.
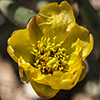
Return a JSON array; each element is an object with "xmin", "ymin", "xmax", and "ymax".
[{"xmin": 0, "ymin": 0, "xmax": 36, "ymax": 28}]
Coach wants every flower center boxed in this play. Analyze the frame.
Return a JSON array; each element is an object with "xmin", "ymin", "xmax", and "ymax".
[{"xmin": 31, "ymin": 37, "xmax": 69, "ymax": 74}]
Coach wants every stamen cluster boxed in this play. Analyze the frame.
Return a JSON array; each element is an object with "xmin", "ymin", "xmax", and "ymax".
[{"xmin": 31, "ymin": 37, "xmax": 69, "ymax": 74}]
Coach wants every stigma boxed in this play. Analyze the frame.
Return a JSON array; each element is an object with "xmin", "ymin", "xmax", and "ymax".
[{"xmin": 31, "ymin": 37, "xmax": 69, "ymax": 74}]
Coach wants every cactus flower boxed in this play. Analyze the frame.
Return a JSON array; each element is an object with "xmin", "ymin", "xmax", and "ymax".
[{"xmin": 7, "ymin": 1, "xmax": 94, "ymax": 99}]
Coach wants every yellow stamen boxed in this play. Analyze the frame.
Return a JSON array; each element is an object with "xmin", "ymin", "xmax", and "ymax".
[{"xmin": 31, "ymin": 37, "xmax": 69, "ymax": 74}]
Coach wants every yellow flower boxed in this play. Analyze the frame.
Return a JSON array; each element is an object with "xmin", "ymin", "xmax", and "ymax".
[{"xmin": 7, "ymin": 1, "xmax": 94, "ymax": 99}]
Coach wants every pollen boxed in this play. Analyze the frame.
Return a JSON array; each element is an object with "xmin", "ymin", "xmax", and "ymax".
[{"xmin": 31, "ymin": 37, "xmax": 69, "ymax": 74}]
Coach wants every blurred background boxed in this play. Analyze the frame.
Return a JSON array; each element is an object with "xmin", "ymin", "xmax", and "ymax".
[{"xmin": 0, "ymin": 0, "xmax": 100, "ymax": 100}]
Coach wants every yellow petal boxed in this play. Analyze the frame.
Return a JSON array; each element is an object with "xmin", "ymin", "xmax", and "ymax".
[
  {"xmin": 62, "ymin": 25, "xmax": 94, "ymax": 60},
  {"xmin": 43, "ymin": 59, "xmax": 82, "ymax": 90},
  {"xmin": 18, "ymin": 56, "xmax": 30, "ymax": 83},
  {"xmin": 78, "ymin": 61, "xmax": 87, "ymax": 81},
  {"xmin": 80, "ymin": 34, "xmax": 94, "ymax": 60},
  {"xmin": 68, "ymin": 38, "xmax": 82, "ymax": 65},
  {"xmin": 19, "ymin": 66, "xmax": 29, "ymax": 83},
  {"xmin": 7, "ymin": 29, "xmax": 34, "ymax": 64},
  {"xmin": 27, "ymin": 17, "xmax": 43, "ymax": 44},
  {"xmin": 30, "ymin": 81, "xmax": 59, "ymax": 99},
  {"xmin": 36, "ymin": 1, "xmax": 75, "ymax": 43},
  {"xmin": 18, "ymin": 56, "xmax": 59, "ymax": 99}
]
